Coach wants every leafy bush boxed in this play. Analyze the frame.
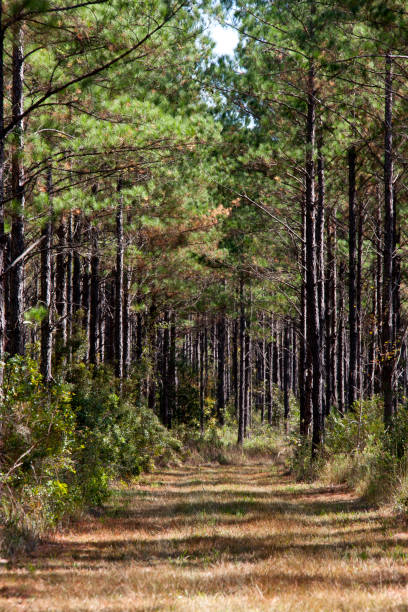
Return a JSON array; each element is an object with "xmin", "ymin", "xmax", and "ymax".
[
  {"xmin": 0, "ymin": 358, "xmax": 182, "ymax": 556},
  {"xmin": 0, "ymin": 355, "xmax": 76, "ymax": 554},
  {"xmin": 68, "ymin": 364, "xmax": 181, "ymax": 504}
]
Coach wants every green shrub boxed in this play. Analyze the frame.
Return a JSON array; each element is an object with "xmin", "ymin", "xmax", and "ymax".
[
  {"xmin": 0, "ymin": 355, "xmax": 77, "ymax": 554},
  {"xmin": 0, "ymin": 358, "xmax": 182, "ymax": 556}
]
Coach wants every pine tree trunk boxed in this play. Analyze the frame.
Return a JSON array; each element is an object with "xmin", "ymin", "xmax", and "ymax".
[
  {"xmin": 82, "ymin": 255, "xmax": 90, "ymax": 359},
  {"xmin": 348, "ymin": 146, "xmax": 358, "ymax": 411},
  {"xmin": 283, "ymin": 322, "xmax": 290, "ymax": 430},
  {"xmin": 9, "ymin": 24, "xmax": 25, "ymax": 356},
  {"xmin": 216, "ymin": 311, "xmax": 226, "ymax": 426},
  {"xmin": 123, "ymin": 268, "xmax": 131, "ymax": 378},
  {"xmin": 325, "ymin": 208, "xmax": 337, "ymax": 412},
  {"xmin": 55, "ymin": 219, "xmax": 67, "ymax": 361},
  {"xmin": 305, "ymin": 58, "xmax": 323, "ymax": 456},
  {"xmin": 382, "ymin": 53, "xmax": 395, "ymax": 427},
  {"xmin": 168, "ymin": 312, "xmax": 176, "ymax": 428},
  {"xmin": 115, "ymin": 183, "xmax": 124, "ymax": 380},
  {"xmin": 356, "ymin": 205, "xmax": 363, "ymax": 400},
  {"xmin": 238, "ymin": 277, "xmax": 245, "ymax": 445},
  {"xmin": 0, "ymin": 9, "xmax": 6, "ymax": 383},
  {"xmin": 66, "ymin": 212, "xmax": 73, "ymax": 353},
  {"xmin": 299, "ymin": 200, "xmax": 309, "ymax": 435},
  {"xmin": 317, "ymin": 142, "xmax": 325, "ymax": 416},
  {"xmin": 199, "ymin": 325, "xmax": 206, "ymax": 435},
  {"xmin": 337, "ymin": 262, "xmax": 346, "ymax": 414},
  {"xmin": 72, "ymin": 215, "xmax": 81, "ymax": 315},
  {"xmin": 40, "ymin": 168, "xmax": 53, "ymax": 383},
  {"xmin": 89, "ymin": 227, "xmax": 99, "ymax": 365},
  {"xmin": 232, "ymin": 316, "xmax": 239, "ymax": 419}
]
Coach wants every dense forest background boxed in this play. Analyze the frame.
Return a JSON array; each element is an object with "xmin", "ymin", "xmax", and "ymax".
[{"xmin": 2, "ymin": 0, "xmax": 408, "ymax": 555}]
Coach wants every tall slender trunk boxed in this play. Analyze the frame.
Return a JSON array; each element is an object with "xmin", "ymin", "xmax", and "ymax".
[
  {"xmin": 161, "ymin": 311, "xmax": 170, "ymax": 427},
  {"xmin": 0, "ymin": 6, "xmax": 6, "ymax": 382},
  {"xmin": 262, "ymin": 318, "xmax": 266, "ymax": 423},
  {"xmin": 168, "ymin": 312, "xmax": 176, "ymax": 428},
  {"xmin": 199, "ymin": 323, "xmax": 206, "ymax": 435},
  {"xmin": 82, "ymin": 253, "xmax": 90, "ymax": 359},
  {"xmin": 316, "ymin": 140, "xmax": 325, "ymax": 416},
  {"xmin": 115, "ymin": 183, "xmax": 124, "ymax": 380},
  {"xmin": 325, "ymin": 208, "xmax": 337, "ymax": 412},
  {"xmin": 244, "ymin": 316, "xmax": 251, "ymax": 436},
  {"xmin": 232, "ymin": 315, "xmax": 239, "ymax": 419},
  {"xmin": 348, "ymin": 146, "xmax": 358, "ymax": 411},
  {"xmin": 283, "ymin": 322, "xmax": 290, "ymax": 430},
  {"xmin": 55, "ymin": 219, "xmax": 67, "ymax": 361},
  {"xmin": 40, "ymin": 168, "xmax": 53, "ymax": 382},
  {"xmin": 267, "ymin": 336, "xmax": 273, "ymax": 425},
  {"xmin": 89, "ymin": 227, "xmax": 99, "ymax": 365},
  {"xmin": 337, "ymin": 262, "xmax": 346, "ymax": 414},
  {"xmin": 299, "ymin": 201, "xmax": 309, "ymax": 435},
  {"xmin": 72, "ymin": 215, "xmax": 81, "ymax": 314},
  {"xmin": 305, "ymin": 58, "xmax": 323, "ymax": 456},
  {"xmin": 216, "ymin": 311, "xmax": 226, "ymax": 426},
  {"xmin": 123, "ymin": 268, "xmax": 131, "ymax": 378},
  {"xmin": 356, "ymin": 205, "xmax": 363, "ymax": 399},
  {"xmin": 382, "ymin": 53, "xmax": 395, "ymax": 427},
  {"xmin": 237, "ymin": 277, "xmax": 245, "ymax": 445},
  {"xmin": 9, "ymin": 24, "xmax": 25, "ymax": 356},
  {"xmin": 66, "ymin": 212, "xmax": 73, "ymax": 352},
  {"xmin": 393, "ymin": 200, "xmax": 400, "ymax": 412}
]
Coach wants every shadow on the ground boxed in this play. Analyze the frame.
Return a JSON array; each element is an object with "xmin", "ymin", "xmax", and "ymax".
[{"xmin": 2, "ymin": 464, "xmax": 408, "ymax": 611}]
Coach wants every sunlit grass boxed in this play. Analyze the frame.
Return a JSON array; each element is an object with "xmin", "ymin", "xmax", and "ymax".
[{"xmin": 1, "ymin": 459, "xmax": 408, "ymax": 611}]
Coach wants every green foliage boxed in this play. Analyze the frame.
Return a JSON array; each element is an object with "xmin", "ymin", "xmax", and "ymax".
[
  {"xmin": 293, "ymin": 398, "xmax": 408, "ymax": 507},
  {"xmin": 0, "ymin": 355, "xmax": 76, "ymax": 555},
  {"xmin": 325, "ymin": 398, "xmax": 384, "ymax": 455},
  {"xmin": 0, "ymin": 358, "xmax": 182, "ymax": 556}
]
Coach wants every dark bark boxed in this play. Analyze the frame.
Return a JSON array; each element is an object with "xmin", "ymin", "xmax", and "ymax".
[
  {"xmin": 72, "ymin": 215, "xmax": 81, "ymax": 314},
  {"xmin": 382, "ymin": 54, "xmax": 395, "ymax": 427},
  {"xmin": 66, "ymin": 212, "xmax": 73, "ymax": 348},
  {"xmin": 89, "ymin": 226, "xmax": 99, "ymax": 365},
  {"xmin": 317, "ymin": 141, "xmax": 325, "ymax": 415},
  {"xmin": 356, "ymin": 205, "xmax": 363, "ymax": 399},
  {"xmin": 55, "ymin": 219, "xmax": 67, "ymax": 359},
  {"xmin": 299, "ymin": 200, "xmax": 309, "ymax": 436},
  {"xmin": 348, "ymin": 146, "xmax": 358, "ymax": 411},
  {"xmin": 168, "ymin": 312, "xmax": 176, "ymax": 428},
  {"xmin": 216, "ymin": 312, "xmax": 226, "ymax": 426},
  {"xmin": 160, "ymin": 311, "xmax": 170, "ymax": 427},
  {"xmin": 9, "ymin": 24, "xmax": 25, "ymax": 356},
  {"xmin": 123, "ymin": 268, "xmax": 131, "ymax": 378},
  {"xmin": 40, "ymin": 168, "xmax": 53, "ymax": 383},
  {"xmin": 115, "ymin": 183, "xmax": 124, "ymax": 380},
  {"xmin": 82, "ymin": 255, "xmax": 90, "ymax": 359},
  {"xmin": 337, "ymin": 262, "xmax": 346, "ymax": 414},
  {"xmin": 267, "ymin": 337, "xmax": 273, "ymax": 425},
  {"xmin": 0, "ymin": 8, "xmax": 6, "ymax": 381},
  {"xmin": 283, "ymin": 322, "xmax": 290, "ymax": 429},
  {"xmin": 199, "ymin": 325, "xmax": 206, "ymax": 435},
  {"xmin": 325, "ymin": 208, "xmax": 337, "ymax": 413},
  {"xmin": 237, "ymin": 277, "xmax": 245, "ymax": 445},
  {"xmin": 232, "ymin": 316, "xmax": 239, "ymax": 419},
  {"xmin": 244, "ymin": 316, "xmax": 251, "ymax": 436},
  {"xmin": 305, "ymin": 57, "xmax": 323, "ymax": 456}
]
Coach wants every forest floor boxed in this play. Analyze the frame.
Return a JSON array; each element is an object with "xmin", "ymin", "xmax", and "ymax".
[{"xmin": 1, "ymin": 460, "xmax": 408, "ymax": 611}]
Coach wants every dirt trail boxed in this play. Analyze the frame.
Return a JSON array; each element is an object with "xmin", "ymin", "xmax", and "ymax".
[{"xmin": 1, "ymin": 462, "xmax": 408, "ymax": 611}]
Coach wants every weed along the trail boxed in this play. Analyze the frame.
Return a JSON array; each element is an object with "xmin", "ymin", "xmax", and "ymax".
[{"xmin": 2, "ymin": 459, "xmax": 408, "ymax": 611}]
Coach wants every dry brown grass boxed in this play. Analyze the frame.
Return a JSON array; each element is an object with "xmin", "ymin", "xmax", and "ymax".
[{"xmin": 1, "ymin": 460, "xmax": 408, "ymax": 611}]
